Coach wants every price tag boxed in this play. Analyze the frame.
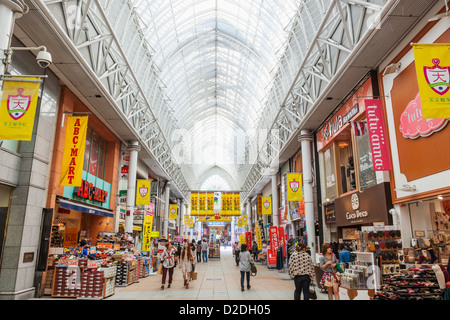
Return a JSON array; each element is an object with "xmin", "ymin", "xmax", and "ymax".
[{"xmin": 87, "ymin": 260, "xmax": 99, "ymax": 269}]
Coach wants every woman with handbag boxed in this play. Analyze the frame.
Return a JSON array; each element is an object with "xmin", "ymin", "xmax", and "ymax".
[
  {"xmin": 288, "ymin": 242, "xmax": 316, "ymax": 300},
  {"xmin": 179, "ymin": 241, "xmax": 194, "ymax": 289},
  {"xmin": 160, "ymin": 242, "xmax": 177, "ymax": 290},
  {"xmin": 319, "ymin": 243, "xmax": 340, "ymax": 300}
]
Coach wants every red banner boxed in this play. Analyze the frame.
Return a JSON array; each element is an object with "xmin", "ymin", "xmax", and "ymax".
[
  {"xmin": 246, "ymin": 232, "xmax": 252, "ymax": 251},
  {"xmin": 278, "ymin": 226, "xmax": 286, "ymax": 257},
  {"xmin": 269, "ymin": 226, "xmax": 279, "ymax": 256},
  {"xmin": 365, "ymin": 99, "xmax": 392, "ymax": 171}
]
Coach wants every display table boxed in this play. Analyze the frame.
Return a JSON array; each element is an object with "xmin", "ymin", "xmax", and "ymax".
[{"xmin": 339, "ymin": 287, "xmax": 375, "ymax": 300}]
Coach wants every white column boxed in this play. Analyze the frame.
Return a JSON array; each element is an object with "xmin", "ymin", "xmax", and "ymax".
[
  {"xmin": 125, "ymin": 141, "xmax": 140, "ymax": 233},
  {"xmin": 299, "ymin": 130, "xmax": 317, "ymax": 262},
  {"xmin": 180, "ymin": 199, "xmax": 186, "ymax": 239},
  {"xmin": 163, "ymin": 182, "xmax": 171, "ymax": 239},
  {"xmin": 272, "ymin": 175, "xmax": 279, "ymax": 227},
  {"xmin": 0, "ymin": 1, "xmax": 23, "ymax": 74}
]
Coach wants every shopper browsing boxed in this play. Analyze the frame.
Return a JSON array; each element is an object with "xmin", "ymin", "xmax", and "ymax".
[
  {"xmin": 196, "ymin": 240, "xmax": 202, "ymax": 263},
  {"xmin": 160, "ymin": 241, "xmax": 177, "ymax": 290},
  {"xmin": 179, "ymin": 241, "xmax": 194, "ymax": 289},
  {"xmin": 319, "ymin": 243, "xmax": 340, "ymax": 300},
  {"xmin": 201, "ymin": 239, "xmax": 209, "ymax": 262},
  {"xmin": 239, "ymin": 244, "xmax": 254, "ymax": 292},
  {"xmin": 288, "ymin": 242, "xmax": 315, "ymax": 300}
]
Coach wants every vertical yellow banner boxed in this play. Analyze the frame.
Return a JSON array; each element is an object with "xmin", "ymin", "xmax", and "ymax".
[
  {"xmin": 142, "ymin": 215, "xmax": 154, "ymax": 251},
  {"xmin": 413, "ymin": 44, "xmax": 450, "ymax": 118},
  {"xmin": 60, "ymin": 116, "xmax": 88, "ymax": 187},
  {"xmin": 191, "ymin": 192, "xmax": 199, "ymax": 216},
  {"xmin": 239, "ymin": 234, "xmax": 246, "ymax": 244},
  {"xmin": 287, "ymin": 173, "xmax": 303, "ymax": 201},
  {"xmin": 261, "ymin": 197, "xmax": 272, "ymax": 215},
  {"xmin": 184, "ymin": 215, "xmax": 190, "ymax": 224},
  {"xmin": 242, "ymin": 214, "xmax": 248, "ymax": 226},
  {"xmin": 207, "ymin": 192, "xmax": 214, "ymax": 215},
  {"xmin": 233, "ymin": 193, "xmax": 241, "ymax": 216},
  {"xmin": 169, "ymin": 204, "xmax": 177, "ymax": 220},
  {"xmin": 136, "ymin": 180, "xmax": 151, "ymax": 205},
  {"xmin": 0, "ymin": 77, "xmax": 41, "ymax": 141},
  {"xmin": 188, "ymin": 218, "xmax": 194, "ymax": 228},
  {"xmin": 238, "ymin": 218, "xmax": 243, "ymax": 228},
  {"xmin": 199, "ymin": 192, "xmax": 206, "ymax": 215},
  {"xmin": 255, "ymin": 225, "xmax": 262, "ymax": 250},
  {"xmin": 221, "ymin": 193, "xmax": 228, "ymax": 215},
  {"xmin": 226, "ymin": 193, "xmax": 232, "ymax": 215}
]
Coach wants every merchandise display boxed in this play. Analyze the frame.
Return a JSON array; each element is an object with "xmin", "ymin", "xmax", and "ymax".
[{"xmin": 374, "ymin": 266, "xmax": 444, "ymax": 300}]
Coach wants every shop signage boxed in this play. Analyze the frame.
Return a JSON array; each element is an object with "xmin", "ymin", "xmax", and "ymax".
[
  {"xmin": 413, "ymin": 44, "xmax": 450, "ymax": 119},
  {"xmin": 142, "ymin": 215, "xmax": 154, "ymax": 251},
  {"xmin": 208, "ymin": 221, "xmax": 225, "ymax": 226},
  {"xmin": 60, "ymin": 116, "xmax": 89, "ymax": 187},
  {"xmin": 97, "ymin": 243, "xmax": 113, "ymax": 249},
  {"xmin": 0, "ymin": 76, "xmax": 41, "ymax": 141},
  {"xmin": 399, "ymin": 92, "xmax": 448, "ymax": 139},
  {"xmin": 279, "ymin": 206, "xmax": 289, "ymax": 225},
  {"xmin": 278, "ymin": 227, "xmax": 286, "ymax": 257},
  {"xmin": 324, "ymin": 202, "xmax": 336, "ymax": 224},
  {"xmin": 151, "ymin": 231, "xmax": 159, "ymax": 238},
  {"xmin": 136, "ymin": 180, "xmax": 151, "ymax": 205},
  {"xmin": 246, "ymin": 232, "xmax": 252, "ymax": 251},
  {"xmin": 121, "ymin": 166, "xmax": 129, "ymax": 174},
  {"xmin": 269, "ymin": 226, "xmax": 279, "ymax": 256},
  {"xmin": 334, "ymin": 182, "xmax": 392, "ymax": 227},
  {"xmin": 63, "ymin": 228, "xmax": 78, "ymax": 247},
  {"xmin": 133, "ymin": 210, "xmax": 144, "ymax": 224},
  {"xmin": 74, "ymin": 179, "xmax": 108, "ymax": 203},
  {"xmin": 323, "ymin": 104, "xmax": 359, "ymax": 142},
  {"xmin": 365, "ymin": 99, "xmax": 392, "ymax": 171},
  {"xmin": 255, "ymin": 225, "xmax": 262, "ymax": 251}
]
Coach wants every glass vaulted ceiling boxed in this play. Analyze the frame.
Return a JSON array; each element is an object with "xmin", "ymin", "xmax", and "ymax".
[{"xmin": 132, "ymin": 0, "xmax": 300, "ymax": 188}]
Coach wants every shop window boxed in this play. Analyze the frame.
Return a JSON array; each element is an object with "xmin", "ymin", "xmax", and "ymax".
[
  {"xmin": 83, "ymin": 127, "xmax": 108, "ymax": 180},
  {"xmin": 0, "ymin": 140, "xmax": 20, "ymax": 153},
  {"xmin": 322, "ymin": 146, "xmax": 337, "ymax": 201},
  {"xmin": 355, "ymin": 123, "xmax": 377, "ymax": 190},
  {"xmin": 337, "ymin": 140, "xmax": 356, "ymax": 194}
]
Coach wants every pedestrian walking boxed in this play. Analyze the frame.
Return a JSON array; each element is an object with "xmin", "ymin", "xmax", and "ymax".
[
  {"xmin": 201, "ymin": 239, "xmax": 209, "ymax": 262},
  {"xmin": 319, "ymin": 243, "xmax": 340, "ymax": 300},
  {"xmin": 179, "ymin": 241, "xmax": 194, "ymax": 289},
  {"xmin": 239, "ymin": 244, "xmax": 254, "ymax": 291},
  {"xmin": 160, "ymin": 241, "xmax": 177, "ymax": 290},
  {"xmin": 234, "ymin": 242, "xmax": 240, "ymax": 266},
  {"xmin": 196, "ymin": 240, "xmax": 202, "ymax": 263},
  {"xmin": 288, "ymin": 242, "xmax": 315, "ymax": 300}
]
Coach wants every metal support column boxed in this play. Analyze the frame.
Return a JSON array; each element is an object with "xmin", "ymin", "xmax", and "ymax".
[
  {"xmin": 125, "ymin": 141, "xmax": 140, "ymax": 233},
  {"xmin": 163, "ymin": 182, "xmax": 171, "ymax": 239},
  {"xmin": 271, "ymin": 175, "xmax": 279, "ymax": 227}
]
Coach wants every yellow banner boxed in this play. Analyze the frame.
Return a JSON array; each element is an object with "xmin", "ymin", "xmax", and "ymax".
[
  {"xmin": 242, "ymin": 214, "xmax": 248, "ymax": 226},
  {"xmin": 287, "ymin": 173, "xmax": 303, "ymax": 201},
  {"xmin": 184, "ymin": 215, "xmax": 190, "ymax": 224},
  {"xmin": 255, "ymin": 225, "xmax": 262, "ymax": 250},
  {"xmin": 198, "ymin": 215, "xmax": 233, "ymax": 222},
  {"xmin": 233, "ymin": 193, "xmax": 241, "ymax": 216},
  {"xmin": 142, "ymin": 215, "xmax": 154, "ymax": 251},
  {"xmin": 136, "ymin": 180, "xmax": 151, "ymax": 205},
  {"xmin": 413, "ymin": 44, "xmax": 450, "ymax": 118},
  {"xmin": 188, "ymin": 218, "xmax": 194, "ymax": 228},
  {"xmin": 261, "ymin": 196, "xmax": 272, "ymax": 215},
  {"xmin": 190, "ymin": 192, "xmax": 199, "ymax": 216},
  {"xmin": 169, "ymin": 204, "xmax": 177, "ymax": 220},
  {"xmin": 60, "ymin": 116, "xmax": 88, "ymax": 187},
  {"xmin": 226, "ymin": 193, "xmax": 232, "ymax": 215},
  {"xmin": 0, "ymin": 77, "xmax": 40, "ymax": 141},
  {"xmin": 207, "ymin": 192, "xmax": 214, "ymax": 215},
  {"xmin": 199, "ymin": 192, "xmax": 206, "ymax": 215},
  {"xmin": 221, "ymin": 192, "xmax": 227, "ymax": 215},
  {"xmin": 238, "ymin": 218, "xmax": 243, "ymax": 228},
  {"xmin": 239, "ymin": 234, "xmax": 246, "ymax": 244}
]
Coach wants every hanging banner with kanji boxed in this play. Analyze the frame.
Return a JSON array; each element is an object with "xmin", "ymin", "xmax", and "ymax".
[
  {"xmin": 255, "ymin": 225, "xmax": 262, "ymax": 250},
  {"xmin": 190, "ymin": 192, "xmax": 199, "ymax": 216},
  {"xmin": 0, "ymin": 77, "xmax": 41, "ymax": 141},
  {"xmin": 233, "ymin": 193, "xmax": 241, "ymax": 216},
  {"xmin": 287, "ymin": 173, "xmax": 303, "ymax": 201},
  {"xmin": 246, "ymin": 232, "xmax": 252, "ymax": 251},
  {"xmin": 169, "ymin": 204, "xmax": 177, "ymax": 220},
  {"xmin": 142, "ymin": 214, "xmax": 154, "ymax": 251},
  {"xmin": 136, "ymin": 180, "xmax": 151, "ymax": 205},
  {"xmin": 60, "ymin": 116, "xmax": 88, "ymax": 187},
  {"xmin": 199, "ymin": 192, "xmax": 207, "ymax": 215},
  {"xmin": 207, "ymin": 193, "xmax": 214, "ymax": 215},
  {"xmin": 261, "ymin": 197, "xmax": 272, "ymax": 215},
  {"xmin": 413, "ymin": 44, "xmax": 450, "ymax": 118}
]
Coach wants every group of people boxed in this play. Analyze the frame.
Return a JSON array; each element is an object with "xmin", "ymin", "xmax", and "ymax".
[
  {"xmin": 288, "ymin": 241, "xmax": 352, "ymax": 300},
  {"xmin": 160, "ymin": 239, "xmax": 211, "ymax": 290}
]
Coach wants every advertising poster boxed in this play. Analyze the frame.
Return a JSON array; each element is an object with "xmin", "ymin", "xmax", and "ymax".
[
  {"xmin": 269, "ymin": 226, "xmax": 279, "ymax": 256},
  {"xmin": 246, "ymin": 232, "xmax": 252, "ymax": 251}
]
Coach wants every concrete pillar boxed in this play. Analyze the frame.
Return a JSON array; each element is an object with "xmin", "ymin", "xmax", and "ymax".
[
  {"xmin": 299, "ymin": 130, "xmax": 317, "ymax": 262},
  {"xmin": 0, "ymin": 1, "xmax": 23, "ymax": 74},
  {"xmin": 125, "ymin": 141, "xmax": 140, "ymax": 233},
  {"xmin": 272, "ymin": 175, "xmax": 279, "ymax": 227},
  {"xmin": 163, "ymin": 182, "xmax": 171, "ymax": 239}
]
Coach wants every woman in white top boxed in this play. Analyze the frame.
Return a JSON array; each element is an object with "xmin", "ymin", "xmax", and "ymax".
[
  {"xmin": 179, "ymin": 241, "xmax": 195, "ymax": 288},
  {"xmin": 161, "ymin": 241, "xmax": 177, "ymax": 290}
]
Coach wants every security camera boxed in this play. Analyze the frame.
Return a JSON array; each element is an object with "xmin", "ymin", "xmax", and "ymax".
[{"xmin": 36, "ymin": 49, "xmax": 52, "ymax": 68}]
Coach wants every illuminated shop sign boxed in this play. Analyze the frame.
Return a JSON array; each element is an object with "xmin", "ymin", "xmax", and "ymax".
[{"xmin": 74, "ymin": 179, "xmax": 108, "ymax": 203}]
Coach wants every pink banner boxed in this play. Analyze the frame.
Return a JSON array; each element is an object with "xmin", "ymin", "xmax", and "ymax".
[
  {"xmin": 269, "ymin": 226, "xmax": 279, "ymax": 256},
  {"xmin": 365, "ymin": 99, "xmax": 392, "ymax": 171}
]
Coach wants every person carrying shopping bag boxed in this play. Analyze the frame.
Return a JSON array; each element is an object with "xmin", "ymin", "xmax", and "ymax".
[
  {"xmin": 288, "ymin": 242, "xmax": 316, "ymax": 300},
  {"xmin": 239, "ymin": 244, "xmax": 254, "ymax": 291},
  {"xmin": 179, "ymin": 241, "xmax": 194, "ymax": 289},
  {"xmin": 319, "ymin": 243, "xmax": 340, "ymax": 300},
  {"xmin": 161, "ymin": 241, "xmax": 177, "ymax": 290}
]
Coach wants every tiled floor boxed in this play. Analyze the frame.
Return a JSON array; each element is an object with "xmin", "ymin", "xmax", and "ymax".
[{"xmin": 107, "ymin": 246, "xmax": 328, "ymax": 300}]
